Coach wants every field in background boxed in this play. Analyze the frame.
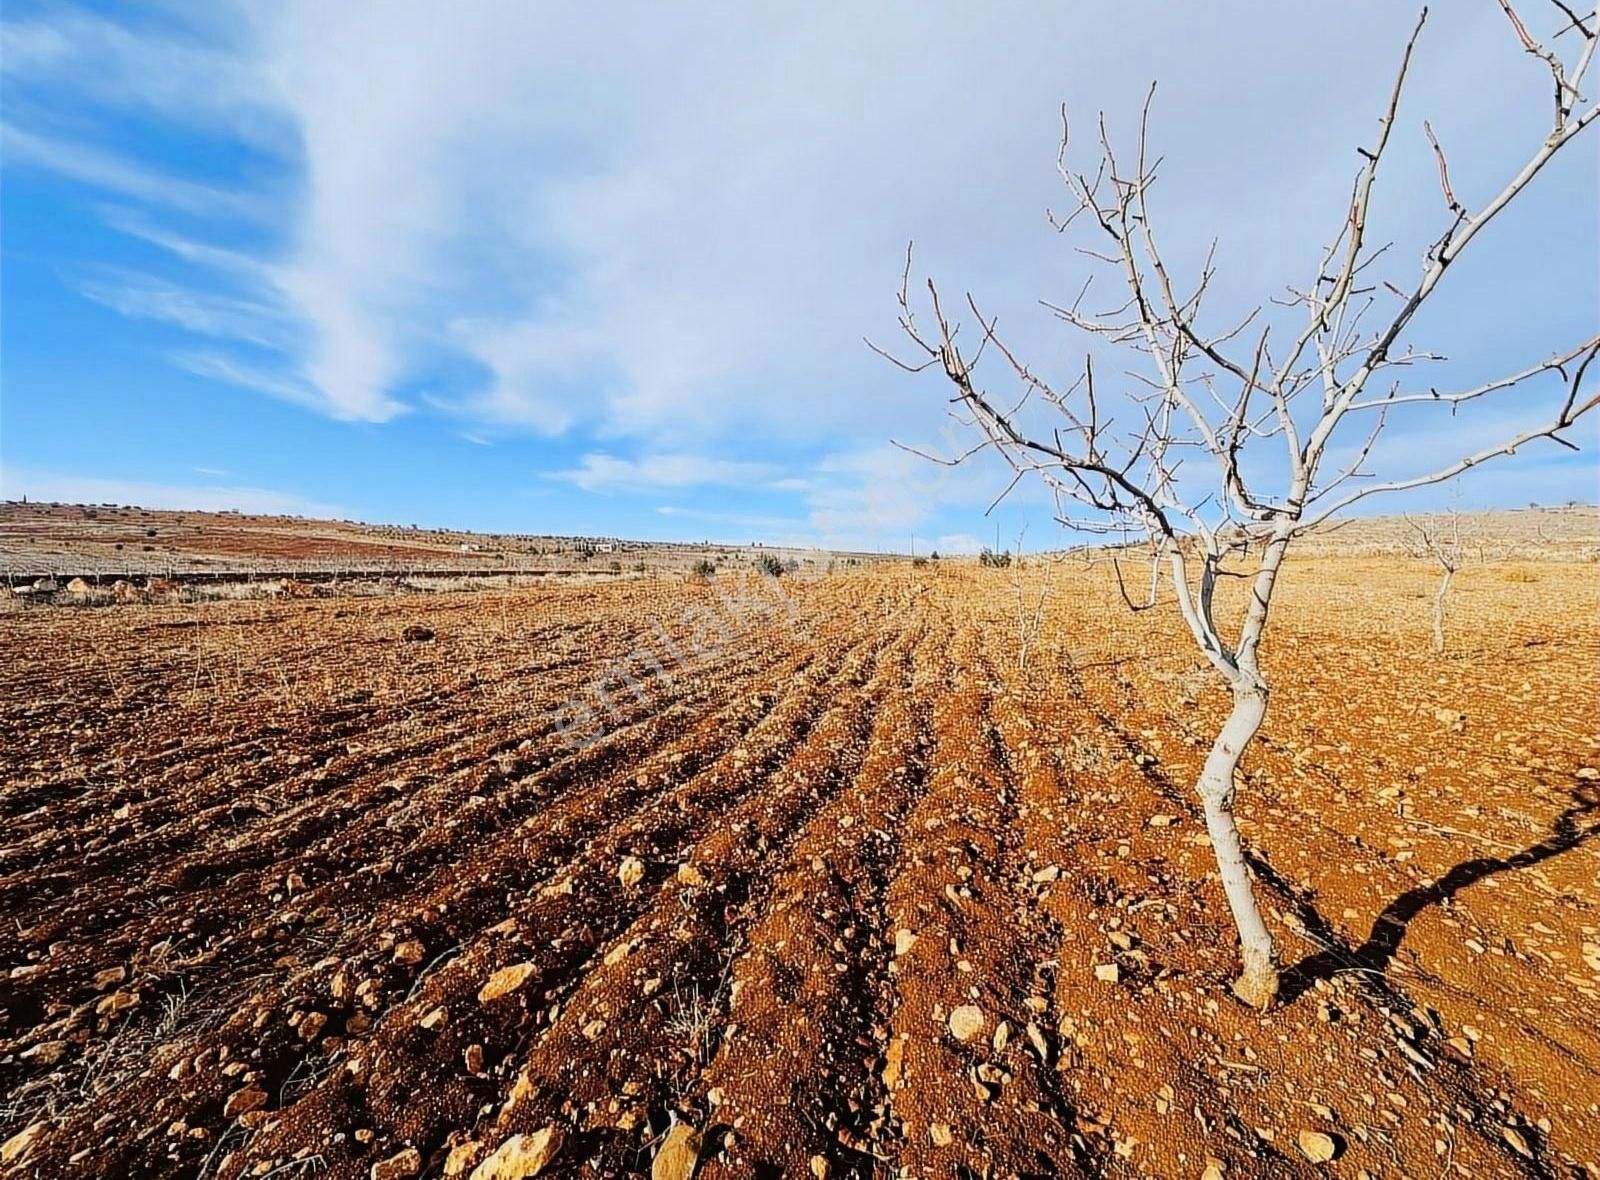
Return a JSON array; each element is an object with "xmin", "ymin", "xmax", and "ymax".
[
  {"xmin": 0, "ymin": 501, "xmax": 887, "ymax": 585},
  {"xmin": 2, "ymin": 549, "xmax": 1596, "ymax": 1179}
]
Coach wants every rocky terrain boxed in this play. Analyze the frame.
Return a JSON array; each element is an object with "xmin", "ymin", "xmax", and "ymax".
[{"xmin": 1, "ymin": 552, "xmax": 1596, "ymax": 1178}]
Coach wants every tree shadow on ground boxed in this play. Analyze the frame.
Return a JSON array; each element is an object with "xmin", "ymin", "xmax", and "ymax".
[{"xmin": 1278, "ymin": 784, "xmax": 1599, "ymax": 1004}]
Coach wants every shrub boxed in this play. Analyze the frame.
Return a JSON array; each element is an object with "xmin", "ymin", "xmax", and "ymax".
[
  {"xmin": 755, "ymin": 553, "xmax": 786, "ymax": 578},
  {"xmin": 979, "ymin": 547, "xmax": 1012, "ymax": 568}
]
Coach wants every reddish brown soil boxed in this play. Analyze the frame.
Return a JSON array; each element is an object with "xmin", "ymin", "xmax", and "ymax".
[{"xmin": 1, "ymin": 559, "xmax": 1596, "ymax": 1179}]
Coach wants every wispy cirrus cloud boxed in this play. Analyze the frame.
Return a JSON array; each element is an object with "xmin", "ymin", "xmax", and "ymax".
[
  {"xmin": 77, "ymin": 268, "xmax": 292, "ymax": 349},
  {"xmin": 547, "ymin": 452, "xmax": 786, "ymax": 494},
  {"xmin": 3, "ymin": 0, "xmax": 1594, "ymax": 538},
  {"xmin": 0, "ymin": 122, "xmax": 269, "ymax": 220}
]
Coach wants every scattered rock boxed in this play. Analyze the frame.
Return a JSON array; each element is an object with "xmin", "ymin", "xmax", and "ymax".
[
  {"xmin": 93, "ymin": 965, "xmax": 127, "ymax": 990},
  {"xmin": 223, "ymin": 1085, "xmax": 267, "ymax": 1119},
  {"xmin": 894, "ymin": 929, "xmax": 918, "ymax": 956},
  {"xmin": 1502, "ymin": 1126, "xmax": 1532, "ymax": 1159},
  {"xmin": 479, "ymin": 962, "xmax": 537, "ymax": 1004},
  {"xmin": 470, "ymin": 1127, "xmax": 564, "ymax": 1179},
  {"xmin": 651, "ymin": 1120, "xmax": 701, "ymax": 1180},
  {"xmin": 394, "ymin": 939, "xmax": 426, "ymax": 965},
  {"xmin": 297, "ymin": 1012, "xmax": 328, "ymax": 1041},
  {"xmin": 1094, "ymin": 963, "xmax": 1120, "ymax": 984},
  {"xmin": 882, "ymin": 1036, "xmax": 907, "ymax": 1089},
  {"xmin": 929, "ymin": 1123, "xmax": 953, "ymax": 1148},
  {"xmin": 402, "ymin": 625, "xmax": 435, "ymax": 643},
  {"xmin": 676, "ymin": 862, "xmax": 708, "ymax": 887},
  {"xmin": 21, "ymin": 1040, "xmax": 67, "ymax": 1065},
  {"xmin": 1025, "ymin": 1022, "xmax": 1049, "ymax": 1062},
  {"xmin": 618, "ymin": 856, "xmax": 646, "ymax": 888},
  {"xmin": 1, "ymin": 1123, "xmax": 45, "ymax": 1166},
  {"xmin": 372, "ymin": 1147, "xmax": 422, "ymax": 1180},
  {"xmin": 444, "ymin": 1141, "xmax": 485, "ymax": 1176},
  {"xmin": 1296, "ymin": 1130, "xmax": 1338, "ymax": 1164},
  {"xmin": 809, "ymin": 1155, "xmax": 829, "ymax": 1178},
  {"xmin": 947, "ymin": 1004, "xmax": 985, "ymax": 1042}
]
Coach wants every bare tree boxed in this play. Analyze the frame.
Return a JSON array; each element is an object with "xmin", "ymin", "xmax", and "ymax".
[
  {"xmin": 872, "ymin": 4, "xmax": 1599, "ymax": 1008},
  {"xmin": 1402, "ymin": 508, "xmax": 1470, "ymax": 653},
  {"xmin": 1008, "ymin": 526, "xmax": 1055, "ymax": 672}
]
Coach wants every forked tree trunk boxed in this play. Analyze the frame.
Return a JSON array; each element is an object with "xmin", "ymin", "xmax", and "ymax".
[
  {"xmin": 1432, "ymin": 567, "xmax": 1453, "ymax": 654},
  {"xmin": 1196, "ymin": 681, "xmax": 1278, "ymax": 1008}
]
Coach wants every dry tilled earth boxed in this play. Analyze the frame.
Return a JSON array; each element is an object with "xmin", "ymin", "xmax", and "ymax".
[{"xmin": 1, "ymin": 559, "xmax": 1597, "ymax": 1179}]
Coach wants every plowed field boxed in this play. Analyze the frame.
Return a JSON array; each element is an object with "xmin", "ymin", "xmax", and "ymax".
[{"xmin": 2, "ymin": 559, "xmax": 1597, "ymax": 1179}]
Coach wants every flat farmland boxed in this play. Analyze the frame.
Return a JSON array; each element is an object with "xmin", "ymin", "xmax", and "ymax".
[{"xmin": 2, "ymin": 559, "xmax": 1597, "ymax": 1179}]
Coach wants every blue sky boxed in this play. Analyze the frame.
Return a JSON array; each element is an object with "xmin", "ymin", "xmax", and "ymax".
[{"xmin": 1, "ymin": 1, "xmax": 1595, "ymax": 552}]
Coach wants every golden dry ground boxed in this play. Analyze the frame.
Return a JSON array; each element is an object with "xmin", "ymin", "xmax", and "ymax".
[{"xmin": 1, "ymin": 557, "xmax": 1596, "ymax": 1179}]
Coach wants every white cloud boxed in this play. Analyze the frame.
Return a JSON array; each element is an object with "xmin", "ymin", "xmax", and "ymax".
[
  {"xmin": 548, "ymin": 452, "xmax": 785, "ymax": 493},
  {"xmin": 169, "ymin": 350, "xmax": 403, "ymax": 423},
  {"xmin": 656, "ymin": 505, "xmax": 811, "ymax": 533},
  {"xmin": 934, "ymin": 533, "xmax": 983, "ymax": 556},
  {"xmin": 5, "ymin": 0, "xmax": 1594, "ymax": 533},
  {"xmin": 78, "ymin": 269, "xmax": 291, "ymax": 349},
  {"xmin": 0, "ymin": 122, "xmax": 266, "ymax": 220},
  {"xmin": 0, "ymin": 4, "xmax": 280, "ymax": 146},
  {"xmin": 0, "ymin": 465, "xmax": 341, "ymax": 518}
]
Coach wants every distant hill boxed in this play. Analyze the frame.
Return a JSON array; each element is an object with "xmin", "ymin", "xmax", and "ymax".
[
  {"xmin": 1292, "ymin": 504, "xmax": 1599, "ymax": 560},
  {"xmin": 0, "ymin": 501, "xmax": 887, "ymax": 578}
]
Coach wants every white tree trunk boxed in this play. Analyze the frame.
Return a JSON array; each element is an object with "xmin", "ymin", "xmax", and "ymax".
[
  {"xmin": 1431, "ymin": 567, "xmax": 1453, "ymax": 654},
  {"xmin": 1196, "ymin": 682, "xmax": 1279, "ymax": 1009}
]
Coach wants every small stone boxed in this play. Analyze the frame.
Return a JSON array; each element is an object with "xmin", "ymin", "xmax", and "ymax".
[
  {"xmin": 419, "ymin": 1006, "xmax": 447, "ymax": 1032},
  {"xmin": 882, "ymin": 1036, "xmax": 907, "ymax": 1089},
  {"xmin": 1094, "ymin": 964, "xmax": 1120, "ymax": 984},
  {"xmin": 223, "ymin": 1086, "xmax": 268, "ymax": 1119},
  {"xmin": 676, "ymin": 862, "xmax": 707, "ymax": 887},
  {"xmin": 1031, "ymin": 864, "xmax": 1060, "ymax": 883},
  {"xmin": 1200, "ymin": 1158, "xmax": 1226, "ymax": 1180},
  {"xmin": 297, "ymin": 1012, "xmax": 328, "ymax": 1041},
  {"xmin": 1297, "ymin": 1130, "xmax": 1337, "ymax": 1164},
  {"xmin": 894, "ymin": 929, "xmax": 918, "ymax": 956},
  {"xmin": 96, "ymin": 990, "xmax": 139, "ymax": 1016},
  {"xmin": 618, "ymin": 856, "xmax": 645, "ymax": 888},
  {"xmin": 603, "ymin": 941, "xmax": 632, "ymax": 967},
  {"xmin": 21, "ymin": 1040, "xmax": 67, "ymax": 1065},
  {"xmin": 929, "ymin": 1123, "xmax": 953, "ymax": 1147},
  {"xmin": 470, "ymin": 1127, "xmax": 564, "ymax": 1179},
  {"xmin": 809, "ymin": 1155, "xmax": 829, "ymax": 1178},
  {"xmin": 93, "ymin": 966, "xmax": 127, "ymax": 990},
  {"xmin": 948, "ymin": 1004, "xmax": 985, "ymax": 1042},
  {"xmin": 372, "ymin": 1147, "xmax": 421, "ymax": 1180},
  {"xmin": 443, "ymin": 1142, "xmax": 484, "ymax": 1176},
  {"xmin": 1, "ymin": 1123, "xmax": 45, "ymax": 1166},
  {"xmin": 479, "ymin": 962, "xmax": 537, "ymax": 1004},
  {"xmin": 394, "ymin": 940, "xmax": 426, "ymax": 966},
  {"xmin": 651, "ymin": 1121, "xmax": 701, "ymax": 1180},
  {"xmin": 1501, "ymin": 1127, "xmax": 1532, "ymax": 1159}
]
